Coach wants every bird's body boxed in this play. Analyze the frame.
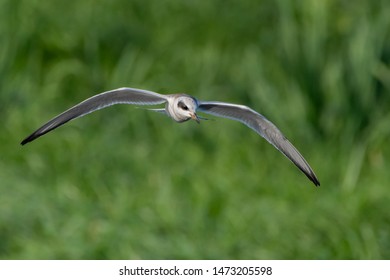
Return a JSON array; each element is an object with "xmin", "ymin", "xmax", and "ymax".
[{"xmin": 21, "ymin": 87, "xmax": 320, "ymax": 186}]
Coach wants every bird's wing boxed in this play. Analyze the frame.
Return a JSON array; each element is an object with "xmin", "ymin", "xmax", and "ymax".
[
  {"xmin": 198, "ymin": 101, "xmax": 320, "ymax": 186},
  {"xmin": 21, "ymin": 87, "xmax": 167, "ymax": 145}
]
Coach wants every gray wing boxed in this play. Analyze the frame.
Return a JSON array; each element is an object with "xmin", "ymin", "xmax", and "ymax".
[
  {"xmin": 21, "ymin": 87, "xmax": 167, "ymax": 145},
  {"xmin": 198, "ymin": 101, "xmax": 320, "ymax": 186}
]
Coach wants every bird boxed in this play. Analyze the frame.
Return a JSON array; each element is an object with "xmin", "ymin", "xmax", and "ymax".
[{"xmin": 21, "ymin": 87, "xmax": 320, "ymax": 186}]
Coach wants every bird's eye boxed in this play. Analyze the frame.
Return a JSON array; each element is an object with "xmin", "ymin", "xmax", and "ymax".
[{"xmin": 178, "ymin": 101, "xmax": 189, "ymax": 111}]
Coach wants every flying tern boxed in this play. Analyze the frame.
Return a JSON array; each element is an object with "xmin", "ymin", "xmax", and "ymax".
[{"xmin": 21, "ymin": 87, "xmax": 320, "ymax": 186}]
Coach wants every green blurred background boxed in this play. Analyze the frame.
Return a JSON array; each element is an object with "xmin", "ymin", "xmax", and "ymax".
[{"xmin": 1, "ymin": 0, "xmax": 390, "ymax": 259}]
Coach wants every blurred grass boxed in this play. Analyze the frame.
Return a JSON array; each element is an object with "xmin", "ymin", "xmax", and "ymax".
[{"xmin": 1, "ymin": 0, "xmax": 390, "ymax": 259}]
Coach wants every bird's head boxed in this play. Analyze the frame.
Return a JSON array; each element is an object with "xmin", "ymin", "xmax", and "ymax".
[{"xmin": 174, "ymin": 95, "xmax": 200, "ymax": 123}]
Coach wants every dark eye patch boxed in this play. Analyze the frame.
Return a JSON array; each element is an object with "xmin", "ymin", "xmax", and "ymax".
[{"xmin": 178, "ymin": 101, "xmax": 189, "ymax": 110}]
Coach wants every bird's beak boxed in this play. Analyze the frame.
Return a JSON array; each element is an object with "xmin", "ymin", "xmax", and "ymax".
[{"xmin": 190, "ymin": 113, "xmax": 200, "ymax": 124}]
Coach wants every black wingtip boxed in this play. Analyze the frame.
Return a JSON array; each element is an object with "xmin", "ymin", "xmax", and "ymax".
[
  {"xmin": 298, "ymin": 165, "xmax": 320, "ymax": 187},
  {"xmin": 20, "ymin": 133, "xmax": 38, "ymax": 146},
  {"xmin": 293, "ymin": 159, "xmax": 320, "ymax": 187},
  {"xmin": 291, "ymin": 161, "xmax": 320, "ymax": 187},
  {"xmin": 310, "ymin": 175, "xmax": 320, "ymax": 187},
  {"xmin": 20, "ymin": 137, "xmax": 31, "ymax": 146}
]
